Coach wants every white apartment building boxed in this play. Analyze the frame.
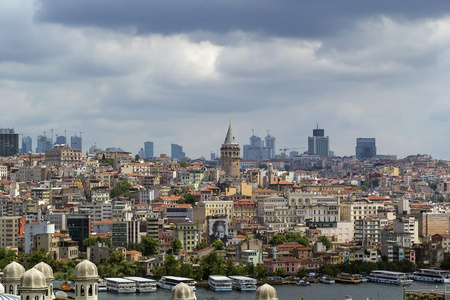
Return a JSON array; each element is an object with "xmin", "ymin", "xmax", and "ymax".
[
  {"xmin": 393, "ymin": 216, "xmax": 419, "ymax": 244},
  {"xmin": 24, "ymin": 220, "xmax": 55, "ymax": 253},
  {"xmin": 354, "ymin": 218, "xmax": 381, "ymax": 247},
  {"xmin": 340, "ymin": 199, "xmax": 385, "ymax": 224},
  {"xmin": 0, "ymin": 165, "xmax": 8, "ymax": 179}
]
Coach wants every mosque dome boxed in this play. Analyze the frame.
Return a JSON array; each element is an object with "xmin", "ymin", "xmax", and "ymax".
[
  {"xmin": 73, "ymin": 260, "xmax": 98, "ymax": 281},
  {"xmin": 254, "ymin": 284, "xmax": 279, "ymax": 300},
  {"xmin": 33, "ymin": 262, "xmax": 54, "ymax": 281},
  {"xmin": 20, "ymin": 269, "xmax": 47, "ymax": 289},
  {"xmin": 170, "ymin": 283, "xmax": 195, "ymax": 300},
  {"xmin": 3, "ymin": 262, "xmax": 25, "ymax": 280}
]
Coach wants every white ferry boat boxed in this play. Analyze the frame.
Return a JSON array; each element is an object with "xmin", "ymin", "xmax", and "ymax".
[
  {"xmin": 367, "ymin": 270, "xmax": 413, "ymax": 285},
  {"xmin": 157, "ymin": 276, "xmax": 197, "ymax": 291},
  {"xmin": 412, "ymin": 269, "xmax": 450, "ymax": 283},
  {"xmin": 228, "ymin": 276, "xmax": 257, "ymax": 291},
  {"xmin": 208, "ymin": 275, "xmax": 233, "ymax": 291},
  {"xmin": 104, "ymin": 278, "xmax": 136, "ymax": 293},
  {"xmin": 123, "ymin": 277, "xmax": 157, "ymax": 292}
]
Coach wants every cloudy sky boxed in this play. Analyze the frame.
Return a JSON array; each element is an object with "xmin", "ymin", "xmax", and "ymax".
[{"xmin": 3, "ymin": 0, "xmax": 450, "ymax": 159}]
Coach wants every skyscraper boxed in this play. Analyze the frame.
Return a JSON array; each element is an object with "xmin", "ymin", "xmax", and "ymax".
[
  {"xmin": 144, "ymin": 141, "xmax": 154, "ymax": 159},
  {"xmin": 56, "ymin": 135, "xmax": 66, "ymax": 146},
  {"xmin": 0, "ymin": 128, "xmax": 19, "ymax": 157},
  {"xmin": 307, "ymin": 125, "xmax": 329, "ymax": 157},
  {"xmin": 356, "ymin": 138, "xmax": 376, "ymax": 159},
  {"xmin": 71, "ymin": 135, "xmax": 82, "ymax": 151},
  {"xmin": 36, "ymin": 135, "xmax": 52, "ymax": 153},
  {"xmin": 22, "ymin": 136, "xmax": 32, "ymax": 153},
  {"xmin": 171, "ymin": 143, "xmax": 185, "ymax": 160},
  {"xmin": 265, "ymin": 133, "xmax": 276, "ymax": 159}
]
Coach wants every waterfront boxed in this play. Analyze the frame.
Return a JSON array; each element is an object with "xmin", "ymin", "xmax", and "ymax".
[{"xmin": 91, "ymin": 281, "xmax": 448, "ymax": 300}]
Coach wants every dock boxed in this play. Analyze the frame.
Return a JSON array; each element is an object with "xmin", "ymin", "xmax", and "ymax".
[{"xmin": 404, "ymin": 287, "xmax": 447, "ymax": 300}]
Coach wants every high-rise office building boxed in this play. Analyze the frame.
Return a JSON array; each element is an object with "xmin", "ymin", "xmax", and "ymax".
[
  {"xmin": 56, "ymin": 135, "xmax": 66, "ymax": 146},
  {"xmin": 36, "ymin": 135, "xmax": 52, "ymax": 153},
  {"xmin": 144, "ymin": 141, "xmax": 154, "ymax": 159},
  {"xmin": 71, "ymin": 135, "xmax": 82, "ymax": 151},
  {"xmin": 22, "ymin": 136, "xmax": 32, "ymax": 153},
  {"xmin": 307, "ymin": 126, "xmax": 329, "ymax": 157},
  {"xmin": 0, "ymin": 128, "xmax": 19, "ymax": 157},
  {"xmin": 171, "ymin": 143, "xmax": 185, "ymax": 160},
  {"xmin": 356, "ymin": 138, "xmax": 376, "ymax": 159},
  {"xmin": 265, "ymin": 133, "xmax": 276, "ymax": 159}
]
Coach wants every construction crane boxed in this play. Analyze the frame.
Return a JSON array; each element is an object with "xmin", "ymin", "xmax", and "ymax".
[{"xmin": 279, "ymin": 147, "xmax": 305, "ymax": 159}]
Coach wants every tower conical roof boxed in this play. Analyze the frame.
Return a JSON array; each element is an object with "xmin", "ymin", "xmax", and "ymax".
[{"xmin": 223, "ymin": 122, "xmax": 237, "ymax": 145}]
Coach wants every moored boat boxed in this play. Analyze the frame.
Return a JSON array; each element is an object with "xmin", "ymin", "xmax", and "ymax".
[
  {"xmin": 208, "ymin": 275, "xmax": 233, "ymax": 292},
  {"xmin": 335, "ymin": 273, "xmax": 360, "ymax": 284},
  {"xmin": 157, "ymin": 276, "xmax": 197, "ymax": 291},
  {"xmin": 367, "ymin": 270, "xmax": 413, "ymax": 285},
  {"xmin": 228, "ymin": 276, "xmax": 257, "ymax": 291},
  {"xmin": 412, "ymin": 269, "xmax": 450, "ymax": 283}
]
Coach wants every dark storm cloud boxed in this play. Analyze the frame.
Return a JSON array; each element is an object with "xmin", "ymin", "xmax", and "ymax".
[{"xmin": 35, "ymin": 0, "xmax": 450, "ymax": 38}]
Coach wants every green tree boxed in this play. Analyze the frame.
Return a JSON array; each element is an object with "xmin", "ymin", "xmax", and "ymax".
[
  {"xmin": 318, "ymin": 236, "xmax": 333, "ymax": 250},
  {"xmin": 170, "ymin": 238, "xmax": 183, "ymax": 254},
  {"xmin": 275, "ymin": 267, "xmax": 286, "ymax": 277},
  {"xmin": 179, "ymin": 263, "xmax": 193, "ymax": 278},
  {"xmin": 200, "ymin": 250, "xmax": 225, "ymax": 279},
  {"xmin": 269, "ymin": 234, "xmax": 287, "ymax": 246},
  {"xmin": 195, "ymin": 242, "xmax": 208, "ymax": 250},
  {"xmin": 110, "ymin": 181, "xmax": 132, "ymax": 198},
  {"xmin": 164, "ymin": 253, "xmax": 180, "ymax": 276},
  {"xmin": 184, "ymin": 193, "xmax": 197, "ymax": 206},
  {"xmin": 108, "ymin": 251, "xmax": 125, "ymax": 264},
  {"xmin": 255, "ymin": 264, "xmax": 270, "ymax": 279},
  {"xmin": 212, "ymin": 240, "xmax": 225, "ymax": 250},
  {"xmin": 180, "ymin": 162, "xmax": 188, "ymax": 168},
  {"xmin": 28, "ymin": 249, "xmax": 57, "ymax": 270},
  {"xmin": 285, "ymin": 232, "xmax": 310, "ymax": 247},
  {"xmin": 296, "ymin": 268, "xmax": 308, "ymax": 278},
  {"xmin": 141, "ymin": 236, "xmax": 158, "ymax": 256}
]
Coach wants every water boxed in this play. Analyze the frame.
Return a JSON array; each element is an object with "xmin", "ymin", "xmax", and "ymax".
[{"xmin": 94, "ymin": 281, "xmax": 447, "ymax": 300}]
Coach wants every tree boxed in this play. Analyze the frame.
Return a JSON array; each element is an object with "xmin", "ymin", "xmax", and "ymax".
[
  {"xmin": 180, "ymin": 162, "xmax": 188, "ymax": 168},
  {"xmin": 28, "ymin": 249, "xmax": 57, "ymax": 270},
  {"xmin": 110, "ymin": 181, "xmax": 132, "ymax": 198},
  {"xmin": 179, "ymin": 263, "xmax": 193, "ymax": 278},
  {"xmin": 212, "ymin": 240, "xmax": 225, "ymax": 250},
  {"xmin": 170, "ymin": 238, "xmax": 183, "ymax": 254},
  {"xmin": 195, "ymin": 242, "xmax": 208, "ymax": 251},
  {"xmin": 108, "ymin": 251, "xmax": 125, "ymax": 265},
  {"xmin": 184, "ymin": 193, "xmax": 197, "ymax": 206},
  {"xmin": 296, "ymin": 268, "xmax": 308, "ymax": 278},
  {"xmin": 255, "ymin": 264, "xmax": 270, "ymax": 279},
  {"xmin": 141, "ymin": 236, "xmax": 158, "ymax": 256},
  {"xmin": 269, "ymin": 234, "xmax": 287, "ymax": 246},
  {"xmin": 275, "ymin": 267, "xmax": 286, "ymax": 277},
  {"xmin": 318, "ymin": 236, "xmax": 333, "ymax": 250},
  {"xmin": 200, "ymin": 250, "xmax": 225, "ymax": 279},
  {"xmin": 164, "ymin": 253, "xmax": 180, "ymax": 276}
]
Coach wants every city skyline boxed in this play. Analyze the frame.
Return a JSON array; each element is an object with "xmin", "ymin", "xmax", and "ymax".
[{"xmin": 2, "ymin": 2, "xmax": 450, "ymax": 159}]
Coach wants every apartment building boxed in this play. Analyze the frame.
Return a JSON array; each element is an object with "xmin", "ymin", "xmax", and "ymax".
[
  {"xmin": 0, "ymin": 216, "xmax": 25, "ymax": 249},
  {"xmin": 354, "ymin": 218, "xmax": 381, "ymax": 247},
  {"xmin": 175, "ymin": 222, "xmax": 200, "ymax": 252},
  {"xmin": 33, "ymin": 232, "xmax": 79, "ymax": 260},
  {"xmin": 340, "ymin": 199, "xmax": 384, "ymax": 224}
]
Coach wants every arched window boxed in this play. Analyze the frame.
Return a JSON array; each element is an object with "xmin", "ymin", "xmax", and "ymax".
[
  {"xmin": 9, "ymin": 285, "xmax": 13, "ymax": 294},
  {"xmin": 81, "ymin": 285, "xmax": 85, "ymax": 296},
  {"xmin": 35, "ymin": 296, "xmax": 39, "ymax": 300},
  {"xmin": 88, "ymin": 285, "xmax": 93, "ymax": 296},
  {"xmin": 26, "ymin": 296, "xmax": 30, "ymax": 300}
]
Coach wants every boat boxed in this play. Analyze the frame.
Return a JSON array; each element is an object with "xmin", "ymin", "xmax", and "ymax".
[
  {"xmin": 296, "ymin": 279, "xmax": 310, "ymax": 286},
  {"xmin": 412, "ymin": 269, "xmax": 450, "ymax": 283},
  {"xmin": 98, "ymin": 280, "xmax": 107, "ymax": 292},
  {"xmin": 335, "ymin": 273, "xmax": 360, "ymax": 284},
  {"xmin": 104, "ymin": 278, "xmax": 136, "ymax": 293},
  {"xmin": 367, "ymin": 270, "xmax": 413, "ymax": 285},
  {"xmin": 124, "ymin": 277, "xmax": 157, "ymax": 292},
  {"xmin": 320, "ymin": 276, "xmax": 335, "ymax": 284},
  {"xmin": 60, "ymin": 284, "xmax": 72, "ymax": 292},
  {"xmin": 208, "ymin": 275, "xmax": 233, "ymax": 291},
  {"xmin": 344, "ymin": 296, "xmax": 352, "ymax": 300},
  {"xmin": 228, "ymin": 276, "xmax": 257, "ymax": 291},
  {"xmin": 157, "ymin": 276, "xmax": 197, "ymax": 291}
]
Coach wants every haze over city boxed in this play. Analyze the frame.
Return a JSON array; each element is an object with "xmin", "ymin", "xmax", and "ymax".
[{"xmin": 2, "ymin": 1, "xmax": 450, "ymax": 159}]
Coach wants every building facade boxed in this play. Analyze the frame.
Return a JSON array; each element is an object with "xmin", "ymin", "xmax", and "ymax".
[
  {"xmin": 0, "ymin": 128, "xmax": 19, "ymax": 157},
  {"xmin": 220, "ymin": 122, "xmax": 240, "ymax": 178},
  {"xmin": 307, "ymin": 126, "xmax": 329, "ymax": 157},
  {"xmin": 356, "ymin": 138, "xmax": 376, "ymax": 159}
]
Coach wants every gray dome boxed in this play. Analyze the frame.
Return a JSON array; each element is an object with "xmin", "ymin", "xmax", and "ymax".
[
  {"xmin": 20, "ymin": 269, "xmax": 47, "ymax": 289},
  {"xmin": 3, "ymin": 262, "xmax": 25, "ymax": 280},
  {"xmin": 74, "ymin": 260, "xmax": 98, "ymax": 281},
  {"xmin": 170, "ymin": 283, "xmax": 195, "ymax": 300},
  {"xmin": 33, "ymin": 262, "xmax": 54, "ymax": 281},
  {"xmin": 254, "ymin": 284, "xmax": 278, "ymax": 300}
]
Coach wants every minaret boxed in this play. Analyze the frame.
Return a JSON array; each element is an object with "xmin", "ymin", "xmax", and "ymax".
[
  {"xmin": 2, "ymin": 261, "xmax": 25, "ymax": 295},
  {"xmin": 18, "ymin": 269, "xmax": 47, "ymax": 300},
  {"xmin": 74, "ymin": 260, "xmax": 99, "ymax": 300},
  {"xmin": 220, "ymin": 121, "xmax": 240, "ymax": 178}
]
